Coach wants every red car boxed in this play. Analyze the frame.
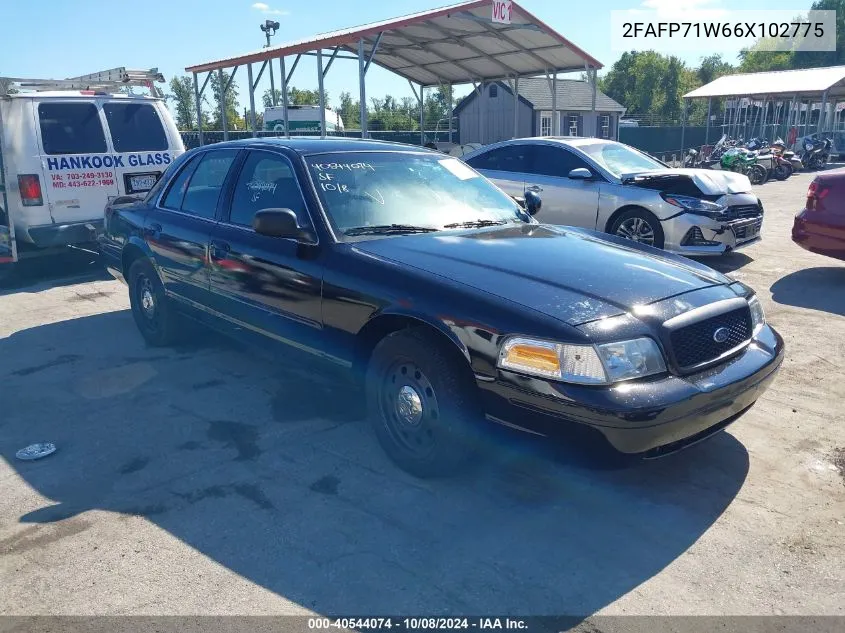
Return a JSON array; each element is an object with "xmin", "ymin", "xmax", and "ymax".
[{"xmin": 793, "ymin": 169, "xmax": 845, "ymax": 260}]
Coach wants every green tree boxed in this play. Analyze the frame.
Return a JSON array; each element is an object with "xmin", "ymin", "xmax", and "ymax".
[
  {"xmin": 697, "ymin": 54, "xmax": 734, "ymax": 85},
  {"xmin": 262, "ymin": 88, "xmax": 283, "ymax": 108},
  {"xmin": 338, "ymin": 91, "xmax": 359, "ymax": 128},
  {"xmin": 166, "ymin": 75, "xmax": 199, "ymax": 130},
  {"xmin": 209, "ymin": 71, "xmax": 243, "ymax": 130}
]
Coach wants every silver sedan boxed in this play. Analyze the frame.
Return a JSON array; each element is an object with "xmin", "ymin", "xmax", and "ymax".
[{"xmin": 463, "ymin": 137, "xmax": 764, "ymax": 256}]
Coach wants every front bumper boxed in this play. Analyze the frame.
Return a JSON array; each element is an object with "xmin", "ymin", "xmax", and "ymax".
[
  {"xmin": 663, "ymin": 212, "xmax": 763, "ymax": 256},
  {"xmin": 477, "ymin": 324, "xmax": 784, "ymax": 457}
]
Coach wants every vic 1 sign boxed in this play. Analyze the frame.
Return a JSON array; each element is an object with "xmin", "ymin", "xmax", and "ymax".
[{"xmin": 491, "ymin": 0, "xmax": 512, "ymax": 24}]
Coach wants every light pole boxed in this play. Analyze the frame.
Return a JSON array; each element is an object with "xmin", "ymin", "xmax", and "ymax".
[{"xmin": 260, "ymin": 19, "xmax": 280, "ymax": 107}]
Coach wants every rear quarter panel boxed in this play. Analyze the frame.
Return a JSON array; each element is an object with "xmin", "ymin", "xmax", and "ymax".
[{"xmin": 1, "ymin": 97, "xmax": 54, "ymax": 240}]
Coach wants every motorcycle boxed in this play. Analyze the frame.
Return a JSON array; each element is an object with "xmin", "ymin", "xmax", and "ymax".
[
  {"xmin": 720, "ymin": 146, "xmax": 768, "ymax": 185},
  {"xmin": 772, "ymin": 137, "xmax": 803, "ymax": 172},
  {"xmin": 745, "ymin": 137, "xmax": 791, "ymax": 180},
  {"xmin": 801, "ymin": 135, "xmax": 832, "ymax": 170}
]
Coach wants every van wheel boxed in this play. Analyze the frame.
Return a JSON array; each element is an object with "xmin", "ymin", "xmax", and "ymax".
[
  {"xmin": 611, "ymin": 209, "xmax": 665, "ymax": 249},
  {"xmin": 366, "ymin": 328, "xmax": 479, "ymax": 478},
  {"xmin": 128, "ymin": 258, "xmax": 181, "ymax": 346}
]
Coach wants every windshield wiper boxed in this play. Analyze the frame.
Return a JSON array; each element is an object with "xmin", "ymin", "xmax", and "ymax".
[
  {"xmin": 442, "ymin": 219, "xmax": 508, "ymax": 229},
  {"xmin": 343, "ymin": 224, "xmax": 439, "ymax": 236}
]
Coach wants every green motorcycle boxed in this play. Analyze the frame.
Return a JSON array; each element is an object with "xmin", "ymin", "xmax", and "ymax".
[{"xmin": 720, "ymin": 147, "xmax": 767, "ymax": 185}]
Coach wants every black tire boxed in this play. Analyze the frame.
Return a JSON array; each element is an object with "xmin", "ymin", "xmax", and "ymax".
[
  {"xmin": 747, "ymin": 164, "xmax": 767, "ymax": 185},
  {"xmin": 610, "ymin": 208, "xmax": 665, "ymax": 249},
  {"xmin": 366, "ymin": 328, "xmax": 479, "ymax": 478},
  {"xmin": 127, "ymin": 258, "xmax": 182, "ymax": 346},
  {"xmin": 773, "ymin": 162, "xmax": 791, "ymax": 181}
]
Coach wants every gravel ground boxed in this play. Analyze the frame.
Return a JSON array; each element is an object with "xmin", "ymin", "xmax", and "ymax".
[{"xmin": 0, "ymin": 171, "xmax": 843, "ymax": 617}]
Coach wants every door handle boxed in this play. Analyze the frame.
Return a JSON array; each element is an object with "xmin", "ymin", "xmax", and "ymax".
[
  {"xmin": 144, "ymin": 223, "xmax": 162, "ymax": 237},
  {"xmin": 210, "ymin": 240, "xmax": 230, "ymax": 261},
  {"xmin": 526, "ymin": 185, "xmax": 543, "ymax": 193}
]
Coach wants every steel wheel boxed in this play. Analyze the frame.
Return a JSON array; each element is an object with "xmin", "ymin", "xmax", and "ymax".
[
  {"xmin": 615, "ymin": 216, "xmax": 656, "ymax": 246},
  {"xmin": 128, "ymin": 258, "xmax": 182, "ymax": 346},
  {"xmin": 135, "ymin": 272, "xmax": 162, "ymax": 335},
  {"xmin": 378, "ymin": 359, "xmax": 440, "ymax": 459}
]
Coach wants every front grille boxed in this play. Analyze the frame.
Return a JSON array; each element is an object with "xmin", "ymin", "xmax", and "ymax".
[
  {"xmin": 725, "ymin": 204, "xmax": 762, "ymax": 221},
  {"xmin": 732, "ymin": 218, "xmax": 763, "ymax": 242},
  {"xmin": 681, "ymin": 226, "xmax": 719, "ymax": 246},
  {"xmin": 669, "ymin": 306, "xmax": 752, "ymax": 370}
]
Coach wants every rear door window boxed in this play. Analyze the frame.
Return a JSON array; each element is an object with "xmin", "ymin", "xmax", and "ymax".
[
  {"xmin": 181, "ymin": 150, "xmax": 239, "ymax": 219},
  {"xmin": 465, "ymin": 145, "xmax": 529, "ymax": 173},
  {"xmin": 103, "ymin": 103, "xmax": 168, "ymax": 152},
  {"xmin": 38, "ymin": 102, "xmax": 107, "ymax": 155}
]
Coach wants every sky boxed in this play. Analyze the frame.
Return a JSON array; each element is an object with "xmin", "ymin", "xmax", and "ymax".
[{"xmin": 0, "ymin": 0, "xmax": 817, "ymax": 117}]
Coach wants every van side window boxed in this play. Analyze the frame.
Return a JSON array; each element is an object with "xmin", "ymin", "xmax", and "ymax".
[
  {"xmin": 38, "ymin": 103, "xmax": 107, "ymax": 155},
  {"xmin": 103, "ymin": 103, "xmax": 168, "ymax": 152},
  {"xmin": 180, "ymin": 150, "xmax": 239, "ymax": 219},
  {"xmin": 228, "ymin": 151, "xmax": 307, "ymax": 227}
]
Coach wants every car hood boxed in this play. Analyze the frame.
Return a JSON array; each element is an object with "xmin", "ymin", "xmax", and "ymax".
[
  {"xmin": 621, "ymin": 168, "xmax": 752, "ymax": 195},
  {"xmin": 352, "ymin": 224, "xmax": 731, "ymax": 326}
]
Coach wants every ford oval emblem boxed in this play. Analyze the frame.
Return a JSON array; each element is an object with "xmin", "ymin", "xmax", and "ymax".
[{"xmin": 713, "ymin": 327, "xmax": 730, "ymax": 343}]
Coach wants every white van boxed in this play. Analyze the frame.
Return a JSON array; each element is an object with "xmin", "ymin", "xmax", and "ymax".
[
  {"xmin": 264, "ymin": 104, "xmax": 344, "ymax": 134},
  {"xmin": 0, "ymin": 68, "xmax": 184, "ymax": 269}
]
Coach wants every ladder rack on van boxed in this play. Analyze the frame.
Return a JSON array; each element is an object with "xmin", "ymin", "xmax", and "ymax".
[{"xmin": 0, "ymin": 67, "xmax": 166, "ymax": 98}]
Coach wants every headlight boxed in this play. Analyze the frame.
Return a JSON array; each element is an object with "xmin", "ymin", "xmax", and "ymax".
[
  {"xmin": 498, "ymin": 336, "xmax": 665, "ymax": 385},
  {"xmin": 748, "ymin": 294, "xmax": 766, "ymax": 334},
  {"xmin": 661, "ymin": 194, "xmax": 727, "ymax": 219}
]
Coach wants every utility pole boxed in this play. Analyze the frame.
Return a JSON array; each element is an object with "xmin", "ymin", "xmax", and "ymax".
[{"xmin": 260, "ymin": 19, "xmax": 281, "ymax": 106}]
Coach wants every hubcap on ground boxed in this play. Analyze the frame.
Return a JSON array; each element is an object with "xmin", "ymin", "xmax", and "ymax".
[
  {"xmin": 380, "ymin": 361, "xmax": 439, "ymax": 456},
  {"xmin": 616, "ymin": 217, "xmax": 655, "ymax": 245}
]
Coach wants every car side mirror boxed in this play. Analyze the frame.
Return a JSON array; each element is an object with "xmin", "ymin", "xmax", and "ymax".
[
  {"xmin": 568, "ymin": 167, "xmax": 593, "ymax": 180},
  {"xmin": 524, "ymin": 190, "xmax": 542, "ymax": 216},
  {"xmin": 253, "ymin": 208, "xmax": 311, "ymax": 240}
]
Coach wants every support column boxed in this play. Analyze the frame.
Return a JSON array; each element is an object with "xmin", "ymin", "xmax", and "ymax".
[
  {"xmin": 218, "ymin": 68, "xmax": 228, "ymax": 141},
  {"xmin": 448, "ymin": 83, "xmax": 454, "ymax": 143},
  {"xmin": 247, "ymin": 63, "xmax": 257, "ymax": 137},
  {"xmin": 269, "ymin": 56, "xmax": 277, "ymax": 107},
  {"xmin": 512, "ymin": 76, "xmax": 519, "ymax": 139},
  {"xmin": 680, "ymin": 98, "xmax": 687, "ymax": 153},
  {"xmin": 420, "ymin": 84, "xmax": 426, "ymax": 145},
  {"xmin": 705, "ymin": 97, "xmax": 711, "ymax": 145},
  {"xmin": 478, "ymin": 82, "xmax": 484, "ymax": 145},
  {"xmin": 358, "ymin": 39, "xmax": 368, "ymax": 138},
  {"xmin": 590, "ymin": 67, "xmax": 597, "ymax": 137},
  {"xmin": 280, "ymin": 57, "xmax": 289, "ymax": 138},
  {"xmin": 193, "ymin": 72, "xmax": 204, "ymax": 146},
  {"xmin": 551, "ymin": 72, "xmax": 558, "ymax": 135},
  {"xmin": 818, "ymin": 89, "xmax": 829, "ymax": 133},
  {"xmin": 317, "ymin": 49, "xmax": 326, "ymax": 139}
]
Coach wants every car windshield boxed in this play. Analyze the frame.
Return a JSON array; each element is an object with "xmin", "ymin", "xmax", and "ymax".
[
  {"xmin": 578, "ymin": 142, "xmax": 664, "ymax": 176},
  {"xmin": 305, "ymin": 151, "xmax": 528, "ymax": 237}
]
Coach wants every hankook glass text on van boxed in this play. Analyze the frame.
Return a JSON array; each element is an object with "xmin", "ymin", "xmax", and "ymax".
[{"xmin": 46, "ymin": 152, "xmax": 172, "ymax": 171}]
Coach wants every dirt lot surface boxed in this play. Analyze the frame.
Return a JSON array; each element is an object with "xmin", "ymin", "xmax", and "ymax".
[{"xmin": 1, "ymin": 171, "xmax": 843, "ymax": 617}]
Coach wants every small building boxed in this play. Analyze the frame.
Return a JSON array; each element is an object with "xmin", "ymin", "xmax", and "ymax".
[{"xmin": 454, "ymin": 77, "xmax": 626, "ymax": 145}]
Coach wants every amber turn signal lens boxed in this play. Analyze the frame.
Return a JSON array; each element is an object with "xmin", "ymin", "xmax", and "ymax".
[{"xmin": 502, "ymin": 343, "xmax": 561, "ymax": 375}]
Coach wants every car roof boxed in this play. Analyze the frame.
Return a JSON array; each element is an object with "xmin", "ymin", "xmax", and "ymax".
[{"xmin": 196, "ymin": 137, "xmax": 435, "ymax": 155}]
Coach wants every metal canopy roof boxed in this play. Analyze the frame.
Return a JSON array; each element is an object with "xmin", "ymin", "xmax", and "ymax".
[
  {"xmin": 185, "ymin": 0, "xmax": 602, "ymax": 84},
  {"xmin": 684, "ymin": 65, "xmax": 845, "ymax": 100}
]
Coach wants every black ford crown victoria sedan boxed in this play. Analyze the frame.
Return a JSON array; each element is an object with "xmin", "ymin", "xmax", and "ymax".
[{"xmin": 100, "ymin": 138, "xmax": 784, "ymax": 477}]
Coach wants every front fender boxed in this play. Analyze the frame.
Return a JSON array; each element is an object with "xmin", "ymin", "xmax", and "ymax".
[{"xmin": 362, "ymin": 306, "xmax": 472, "ymax": 365}]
